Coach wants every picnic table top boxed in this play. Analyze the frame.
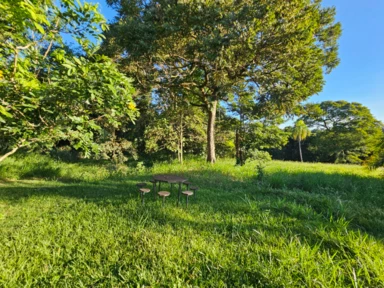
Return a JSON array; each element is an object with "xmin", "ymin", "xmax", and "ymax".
[{"xmin": 153, "ymin": 174, "xmax": 188, "ymax": 183}]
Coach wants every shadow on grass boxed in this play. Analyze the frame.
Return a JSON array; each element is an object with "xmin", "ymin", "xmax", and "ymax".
[
  {"xmin": 141, "ymin": 206, "xmax": 366, "ymax": 261},
  {"xmin": 1, "ymin": 167, "xmax": 383, "ymax": 242}
]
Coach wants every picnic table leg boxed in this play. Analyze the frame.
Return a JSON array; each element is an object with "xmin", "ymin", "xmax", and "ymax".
[
  {"xmin": 153, "ymin": 181, "xmax": 157, "ymax": 199},
  {"xmin": 178, "ymin": 182, "xmax": 181, "ymax": 205}
]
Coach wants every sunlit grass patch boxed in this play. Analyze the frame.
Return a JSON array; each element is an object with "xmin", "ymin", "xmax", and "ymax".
[{"xmin": 0, "ymin": 156, "xmax": 383, "ymax": 286}]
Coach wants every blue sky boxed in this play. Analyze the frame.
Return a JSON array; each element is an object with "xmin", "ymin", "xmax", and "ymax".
[{"xmin": 90, "ymin": 0, "xmax": 384, "ymax": 122}]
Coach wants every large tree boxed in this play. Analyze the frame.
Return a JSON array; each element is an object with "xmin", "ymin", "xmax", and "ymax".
[
  {"xmin": 103, "ymin": 0, "xmax": 341, "ymax": 163},
  {"xmin": 302, "ymin": 101, "xmax": 383, "ymax": 163},
  {"xmin": 0, "ymin": 0, "xmax": 137, "ymax": 162}
]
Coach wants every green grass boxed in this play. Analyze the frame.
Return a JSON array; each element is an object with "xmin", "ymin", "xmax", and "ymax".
[{"xmin": 1, "ymin": 155, "xmax": 384, "ymax": 287}]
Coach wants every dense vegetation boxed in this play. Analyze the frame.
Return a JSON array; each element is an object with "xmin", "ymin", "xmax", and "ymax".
[
  {"xmin": 102, "ymin": 0, "xmax": 341, "ymax": 163},
  {"xmin": 0, "ymin": 0, "xmax": 136, "ymax": 163},
  {"xmin": 1, "ymin": 0, "xmax": 383, "ymax": 287},
  {"xmin": 1, "ymin": 0, "xmax": 383, "ymax": 167},
  {"xmin": 1, "ymin": 155, "xmax": 384, "ymax": 286}
]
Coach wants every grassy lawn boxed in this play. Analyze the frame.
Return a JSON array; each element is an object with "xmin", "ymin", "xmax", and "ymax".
[{"xmin": 1, "ymin": 155, "xmax": 384, "ymax": 287}]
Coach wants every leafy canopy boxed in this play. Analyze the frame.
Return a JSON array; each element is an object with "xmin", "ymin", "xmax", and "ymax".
[
  {"xmin": 292, "ymin": 120, "xmax": 311, "ymax": 141},
  {"xmin": 102, "ymin": 0, "xmax": 341, "ymax": 162},
  {"xmin": 302, "ymin": 101, "xmax": 383, "ymax": 164},
  {"xmin": 0, "ymin": 0, "xmax": 137, "ymax": 160}
]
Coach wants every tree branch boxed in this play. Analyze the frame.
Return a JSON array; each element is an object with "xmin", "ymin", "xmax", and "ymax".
[
  {"xmin": 16, "ymin": 43, "xmax": 35, "ymax": 50},
  {"xmin": 0, "ymin": 146, "xmax": 19, "ymax": 163},
  {"xmin": 12, "ymin": 49, "xmax": 18, "ymax": 79},
  {"xmin": 43, "ymin": 18, "xmax": 60, "ymax": 60},
  {"xmin": 0, "ymin": 139, "xmax": 27, "ymax": 163}
]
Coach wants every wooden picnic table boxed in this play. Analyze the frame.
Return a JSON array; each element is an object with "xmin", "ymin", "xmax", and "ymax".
[{"xmin": 152, "ymin": 174, "xmax": 188, "ymax": 204}]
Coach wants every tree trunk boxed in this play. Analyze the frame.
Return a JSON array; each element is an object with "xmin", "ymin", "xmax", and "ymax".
[
  {"xmin": 206, "ymin": 100, "xmax": 217, "ymax": 163},
  {"xmin": 235, "ymin": 127, "xmax": 240, "ymax": 165},
  {"xmin": 298, "ymin": 137, "xmax": 303, "ymax": 162},
  {"xmin": 180, "ymin": 111, "xmax": 184, "ymax": 164},
  {"xmin": 177, "ymin": 139, "xmax": 181, "ymax": 163},
  {"xmin": 177, "ymin": 124, "xmax": 181, "ymax": 163},
  {"xmin": 180, "ymin": 130, "xmax": 183, "ymax": 164},
  {"xmin": 235, "ymin": 127, "xmax": 245, "ymax": 165},
  {"xmin": 239, "ymin": 113, "xmax": 244, "ymax": 166},
  {"xmin": 0, "ymin": 146, "xmax": 20, "ymax": 163}
]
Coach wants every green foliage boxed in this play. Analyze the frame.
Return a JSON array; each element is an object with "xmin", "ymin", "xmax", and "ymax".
[
  {"xmin": 215, "ymin": 111, "xmax": 237, "ymax": 158},
  {"xmin": 245, "ymin": 121, "xmax": 290, "ymax": 151},
  {"xmin": 366, "ymin": 133, "xmax": 384, "ymax": 168},
  {"xmin": 0, "ymin": 0, "xmax": 137, "ymax": 162},
  {"xmin": 229, "ymin": 86, "xmax": 289, "ymax": 165},
  {"xmin": 247, "ymin": 149, "xmax": 272, "ymax": 182},
  {"xmin": 1, "ymin": 156, "xmax": 384, "ymax": 286},
  {"xmin": 103, "ymin": 0, "xmax": 341, "ymax": 162},
  {"xmin": 97, "ymin": 133, "xmax": 138, "ymax": 164},
  {"xmin": 247, "ymin": 149, "xmax": 272, "ymax": 163},
  {"xmin": 246, "ymin": 148, "xmax": 272, "ymax": 182},
  {"xmin": 292, "ymin": 120, "xmax": 311, "ymax": 142},
  {"xmin": 256, "ymin": 162, "xmax": 267, "ymax": 183},
  {"xmin": 235, "ymin": 119, "xmax": 289, "ymax": 165},
  {"xmin": 292, "ymin": 119, "xmax": 311, "ymax": 162},
  {"xmin": 302, "ymin": 101, "xmax": 383, "ymax": 164},
  {"xmin": 145, "ymin": 118, "xmax": 179, "ymax": 154},
  {"xmin": 144, "ymin": 98, "xmax": 206, "ymax": 161}
]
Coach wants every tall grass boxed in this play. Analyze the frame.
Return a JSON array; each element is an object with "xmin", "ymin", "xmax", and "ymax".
[{"xmin": 0, "ymin": 155, "xmax": 383, "ymax": 286}]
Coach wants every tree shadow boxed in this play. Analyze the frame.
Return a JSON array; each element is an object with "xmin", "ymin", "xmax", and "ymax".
[
  {"xmin": 1, "ymin": 167, "xmax": 383, "ymax": 242},
  {"xmin": 1, "ymin": 166, "xmax": 383, "ymax": 287}
]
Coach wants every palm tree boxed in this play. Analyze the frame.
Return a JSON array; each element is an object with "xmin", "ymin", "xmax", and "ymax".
[{"xmin": 292, "ymin": 120, "xmax": 311, "ymax": 162}]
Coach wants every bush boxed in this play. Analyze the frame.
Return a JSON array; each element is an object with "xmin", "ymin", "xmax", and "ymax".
[{"xmin": 246, "ymin": 149, "xmax": 272, "ymax": 163}]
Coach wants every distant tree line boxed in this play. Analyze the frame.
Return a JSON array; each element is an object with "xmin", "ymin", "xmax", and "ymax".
[
  {"xmin": 121, "ymin": 98, "xmax": 384, "ymax": 166},
  {"xmin": 270, "ymin": 101, "xmax": 384, "ymax": 166}
]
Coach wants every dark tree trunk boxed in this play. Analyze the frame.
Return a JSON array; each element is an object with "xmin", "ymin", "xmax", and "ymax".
[
  {"xmin": 298, "ymin": 137, "xmax": 303, "ymax": 162},
  {"xmin": 206, "ymin": 100, "xmax": 217, "ymax": 163},
  {"xmin": 235, "ymin": 127, "xmax": 240, "ymax": 165},
  {"xmin": 235, "ymin": 126, "xmax": 244, "ymax": 165}
]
